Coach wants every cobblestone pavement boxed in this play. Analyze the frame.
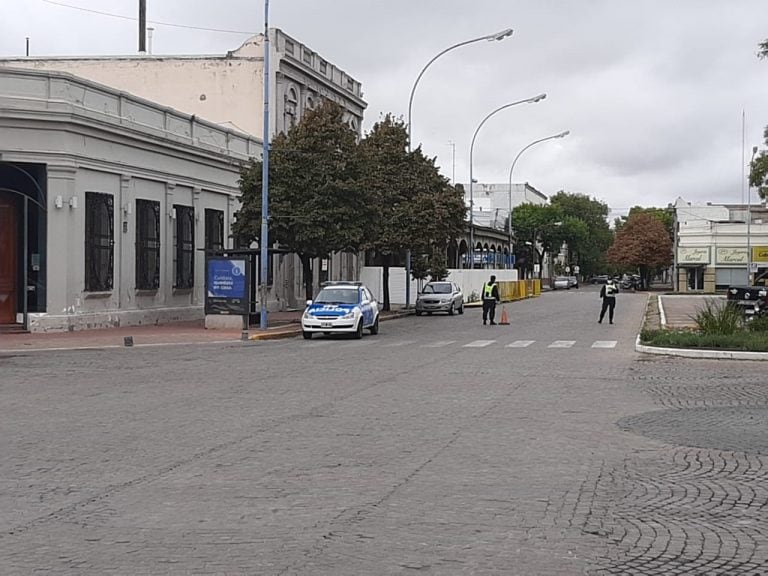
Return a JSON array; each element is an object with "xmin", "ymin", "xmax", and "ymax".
[{"xmin": 1, "ymin": 288, "xmax": 767, "ymax": 575}]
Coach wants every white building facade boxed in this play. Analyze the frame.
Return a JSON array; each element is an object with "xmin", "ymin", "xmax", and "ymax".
[
  {"xmin": 674, "ymin": 197, "xmax": 768, "ymax": 292},
  {"xmin": 0, "ymin": 29, "xmax": 367, "ymax": 310},
  {"xmin": 0, "ymin": 67, "xmax": 259, "ymax": 332}
]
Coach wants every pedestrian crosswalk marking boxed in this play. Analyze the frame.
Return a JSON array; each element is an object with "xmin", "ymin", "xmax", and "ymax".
[
  {"xmin": 507, "ymin": 340, "xmax": 536, "ymax": 348},
  {"xmin": 423, "ymin": 340, "xmax": 456, "ymax": 348},
  {"xmin": 548, "ymin": 340, "xmax": 576, "ymax": 348},
  {"xmin": 383, "ymin": 340, "xmax": 416, "ymax": 348},
  {"xmin": 464, "ymin": 340, "xmax": 495, "ymax": 348},
  {"xmin": 591, "ymin": 340, "xmax": 617, "ymax": 348}
]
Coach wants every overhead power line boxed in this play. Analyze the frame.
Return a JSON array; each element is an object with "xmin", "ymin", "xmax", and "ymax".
[{"xmin": 42, "ymin": 0, "xmax": 257, "ymax": 35}]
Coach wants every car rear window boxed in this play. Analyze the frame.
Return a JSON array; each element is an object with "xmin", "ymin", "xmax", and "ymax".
[{"xmin": 424, "ymin": 283, "xmax": 452, "ymax": 294}]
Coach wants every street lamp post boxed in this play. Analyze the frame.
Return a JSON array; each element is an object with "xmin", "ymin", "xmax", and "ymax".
[
  {"xmin": 506, "ymin": 130, "xmax": 569, "ymax": 267},
  {"xmin": 469, "ymin": 94, "xmax": 546, "ymax": 270},
  {"xmin": 405, "ymin": 27, "xmax": 513, "ymax": 307},
  {"xmin": 258, "ymin": 0, "xmax": 271, "ymax": 330}
]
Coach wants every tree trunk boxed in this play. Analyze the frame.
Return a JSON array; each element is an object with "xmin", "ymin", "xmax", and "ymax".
[
  {"xmin": 300, "ymin": 254, "xmax": 313, "ymax": 302},
  {"xmin": 537, "ymin": 250, "xmax": 545, "ymax": 279},
  {"xmin": 382, "ymin": 253, "xmax": 391, "ymax": 312}
]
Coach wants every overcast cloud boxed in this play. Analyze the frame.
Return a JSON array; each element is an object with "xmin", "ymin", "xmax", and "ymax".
[{"xmin": 2, "ymin": 0, "xmax": 768, "ymax": 219}]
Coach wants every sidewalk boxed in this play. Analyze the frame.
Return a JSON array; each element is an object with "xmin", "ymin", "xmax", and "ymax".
[{"xmin": 0, "ymin": 309, "xmax": 413, "ymax": 353}]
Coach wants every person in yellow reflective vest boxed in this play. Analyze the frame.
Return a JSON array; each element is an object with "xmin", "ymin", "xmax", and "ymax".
[{"xmin": 482, "ymin": 275, "xmax": 500, "ymax": 325}]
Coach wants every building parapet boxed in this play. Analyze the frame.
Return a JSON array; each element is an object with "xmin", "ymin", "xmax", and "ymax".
[{"xmin": 0, "ymin": 66, "xmax": 261, "ymax": 161}]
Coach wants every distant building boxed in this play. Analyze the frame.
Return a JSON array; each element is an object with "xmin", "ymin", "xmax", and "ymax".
[
  {"xmin": 461, "ymin": 182, "xmax": 548, "ymax": 230},
  {"xmin": 674, "ymin": 197, "xmax": 768, "ymax": 292},
  {"xmin": 0, "ymin": 29, "xmax": 368, "ymax": 311}
]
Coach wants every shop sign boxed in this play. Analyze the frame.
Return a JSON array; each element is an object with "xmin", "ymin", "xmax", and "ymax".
[
  {"xmin": 678, "ymin": 247, "xmax": 710, "ymax": 265},
  {"xmin": 715, "ymin": 247, "xmax": 748, "ymax": 265},
  {"xmin": 752, "ymin": 246, "xmax": 768, "ymax": 263}
]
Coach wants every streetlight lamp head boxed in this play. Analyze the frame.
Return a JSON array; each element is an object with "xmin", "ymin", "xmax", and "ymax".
[
  {"xmin": 528, "ymin": 93, "xmax": 547, "ymax": 103},
  {"xmin": 556, "ymin": 130, "xmax": 570, "ymax": 138},
  {"xmin": 489, "ymin": 28, "xmax": 514, "ymax": 41}
]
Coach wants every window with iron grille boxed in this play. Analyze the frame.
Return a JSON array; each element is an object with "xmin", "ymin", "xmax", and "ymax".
[
  {"xmin": 84, "ymin": 192, "xmax": 114, "ymax": 291},
  {"xmin": 205, "ymin": 209, "xmax": 224, "ymax": 252},
  {"xmin": 173, "ymin": 205, "xmax": 195, "ymax": 289},
  {"xmin": 136, "ymin": 199, "xmax": 161, "ymax": 290}
]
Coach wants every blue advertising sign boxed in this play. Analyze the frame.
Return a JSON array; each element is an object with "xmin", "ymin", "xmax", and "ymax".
[{"xmin": 205, "ymin": 257, "xmax": 249, "ymax": 315}]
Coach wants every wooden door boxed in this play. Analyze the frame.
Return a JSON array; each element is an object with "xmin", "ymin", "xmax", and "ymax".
[{"xmin": 0, "ymin": 191, "xmax": 18, "ymax": 324}]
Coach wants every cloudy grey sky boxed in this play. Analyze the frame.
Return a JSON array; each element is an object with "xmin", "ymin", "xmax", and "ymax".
[{"xmin": 2, "ymin": 0, "xmax": 768, "ymax": 219}]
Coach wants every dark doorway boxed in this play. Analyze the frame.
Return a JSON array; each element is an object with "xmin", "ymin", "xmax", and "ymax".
[
  {"xmin": 0, "ymin": 191, "xmax": 18, "ymax": 324},
  {"xmin": 0, "ymin": 162, "xmax": 47, "ymax": 329}
]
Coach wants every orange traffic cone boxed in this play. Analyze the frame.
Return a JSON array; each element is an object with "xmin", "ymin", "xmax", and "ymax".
[{"xmin": 499, "ymin": 305, "xmax": 510, "ymax": 325}]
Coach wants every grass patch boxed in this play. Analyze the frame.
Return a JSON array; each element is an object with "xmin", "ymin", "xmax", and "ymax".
[{"xmin": 640, "ymin": 328, "xmax": 768, "ymax": 352}]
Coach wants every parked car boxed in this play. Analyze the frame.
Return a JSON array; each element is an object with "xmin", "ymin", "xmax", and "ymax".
[
  {"xmin": 301, "ymin": 281, "xmax": 379, "ymax": 339},
  {"xmin": 415, "ymin": 281, "xmax": 464, "ymax": 316},
  {"xmin": 553, "ymin": 276, "xmax": 570, "ymax": 290},
  {"xmin": 568, "ymin": 276, "xmax": 579, "ymax": 289},
  {"xmin": 591, "ymin": 275, "xmax": 609, "ymax": 285}
]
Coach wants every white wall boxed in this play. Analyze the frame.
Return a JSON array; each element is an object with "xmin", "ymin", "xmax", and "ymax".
[{"xmin": 361, "ymin": 267, "xmax": 519, "ymax": 305}]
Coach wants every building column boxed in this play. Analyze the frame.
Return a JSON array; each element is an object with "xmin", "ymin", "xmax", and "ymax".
[{"xmin": 46, "ymin": 164, "xmax": 78, "ymax": 317}]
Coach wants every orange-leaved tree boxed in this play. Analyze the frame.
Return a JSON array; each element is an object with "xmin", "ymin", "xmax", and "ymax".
[{"xmin": 606, "ymin": 212, "xmax": 672, "ymax": 289}]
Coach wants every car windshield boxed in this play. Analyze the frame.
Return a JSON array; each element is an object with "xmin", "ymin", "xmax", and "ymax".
[
  {"xmin": 313, "ymin": 288, "xmax": 359, "ymax": 305},
  {"xmin": 423, "ymin": 283, "xmax": 452, "ymax": 294}
]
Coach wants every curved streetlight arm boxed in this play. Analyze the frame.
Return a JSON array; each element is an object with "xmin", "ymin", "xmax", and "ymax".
[
  {"xmin": 407, "ymin": 28, "xmax": 513, "ymax": 151},
  {"xmin": 507, "ymin": 130, "xmax": 569, "ymax": 238},
  {"xmin": 468, "ymin": 93, "xmax": 546, "ymax": 269}
]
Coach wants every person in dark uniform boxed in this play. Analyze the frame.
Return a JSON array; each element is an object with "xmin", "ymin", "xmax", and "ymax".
[
  {"xmin": 598, "ymin": 278, "xmax": 619, "ymax": 324},
  {"xmin": 482, "ymin": 275, "xmax": 500, "ymax": 325}
]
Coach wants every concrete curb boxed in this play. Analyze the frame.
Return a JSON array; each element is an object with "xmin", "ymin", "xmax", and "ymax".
[{"xmin": 247, "ymin": 310, "xmax": 414, "ymax": 341}]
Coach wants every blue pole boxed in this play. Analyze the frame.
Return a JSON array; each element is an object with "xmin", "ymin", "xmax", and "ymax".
[{"xmin": 259, "ymin": 0, "xmax": 270, "ymax": 330}]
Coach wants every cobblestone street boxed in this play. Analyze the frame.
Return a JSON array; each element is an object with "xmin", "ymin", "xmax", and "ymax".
[{"xmin": 1, "ymin": 289, "xmax": 767, "ymax": 574}]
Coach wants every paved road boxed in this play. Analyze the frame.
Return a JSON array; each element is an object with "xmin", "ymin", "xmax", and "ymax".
[{"xmin": 1, "ymin": 287, "xmax": 766, "ymax": 575}]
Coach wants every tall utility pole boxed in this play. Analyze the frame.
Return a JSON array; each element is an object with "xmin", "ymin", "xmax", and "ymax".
[
  {"xmin": 259, "ymin": 0, "xmax": 271, "ymax": 330},
  {"xmin": 138, "ymin": 0, "xmax": 147, "ymax": 53}
]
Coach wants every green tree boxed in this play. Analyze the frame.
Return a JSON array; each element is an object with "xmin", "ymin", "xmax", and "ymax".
[
  {"xmin": 549, "ymin": 191, "xmax": 613, "ymax": 279},
  {"xmin": 358, "ymin": 116, "xmax": 465, "ymax": 310},
  {"xmin": 750, "ymin": 127, "xmax": 768, "ymax": 200},
  {"xmin": 510, "ymin": 203, "xmax": 564, "ymax": 278},
  {"xmin": 233, "ymin": 100, "xmax": 369, "ymax": 300},
  {"xmin": 606, "ymin": 212, "xmax": 673, "ymax": 288},
  {"xmin": 428, "ymin": 250, "xmax": 449, "ymax": 281},
  {"xmin": 753, "ymin": 41, "xmax": 768, "ymax": 197}
]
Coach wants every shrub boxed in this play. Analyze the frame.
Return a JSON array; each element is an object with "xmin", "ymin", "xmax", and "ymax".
[
  {"xmin": 747, "ymin": 314, "xmax": 768, "ymax": 332},
  {"xmin": 691, "ymin": 298, "xmax": 743, "ymax": 335}
]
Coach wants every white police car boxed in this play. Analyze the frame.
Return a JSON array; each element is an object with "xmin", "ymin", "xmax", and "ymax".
[{"xmin": 301, "ymin": 281, "xmax": 380, "ymax": 339}]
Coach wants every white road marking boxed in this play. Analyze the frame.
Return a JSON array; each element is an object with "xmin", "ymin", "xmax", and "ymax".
[
  {"xmin": 591, "ymin": 340, "xmax": 618, "ymax": 348},
  {"xmin": 506, "ymin": 340, "xmax": 536, "ymax": 348},
  {"xmin": 383, "ymin": 340, "xmax": 417, "ymax": 348},
  {"xmin": 423, "ymin": 340, "xmax": 456, "ymax": 348},
  {"xmin": 464, "ymin": 340, "xmax": 496, "ymax": 348},
  {"xmin": 548, "ymin": 340, "xmax": 576, "ymax": 348}
]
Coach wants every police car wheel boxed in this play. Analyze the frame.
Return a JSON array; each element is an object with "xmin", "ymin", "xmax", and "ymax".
[
  {"xmin": 458, "ymin": 305, "xmax": 464, "ymax": 315},
  {"xmin": 415, "ymin": 310, "xmax": 422, "ymax": 316},
  {"xmin": 302, "ymin": 331, "xmax": 312, "ymax": 340},
  {"xmin": 448, "ymin": 304, "xmax": 455, "ymax": 316},
  {"xmin": 369, "ymin": 316, "xmax": 379, "ymax": 335},
  {"xmin": 354, "ymin": 320, "xmax": 364, "ymax": 339}
]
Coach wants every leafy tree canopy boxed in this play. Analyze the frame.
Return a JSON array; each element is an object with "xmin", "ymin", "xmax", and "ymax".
[
  {"xmin": 549, "ymin": 191, "xmax": 613, "ymax": 277},
  {"xmin": 233, "ymin": 100, "xmax": 370, "ymax": 299},
  {"xmin": 606, "ymin": 212, "xmax": 673, "ymax": 287}
]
